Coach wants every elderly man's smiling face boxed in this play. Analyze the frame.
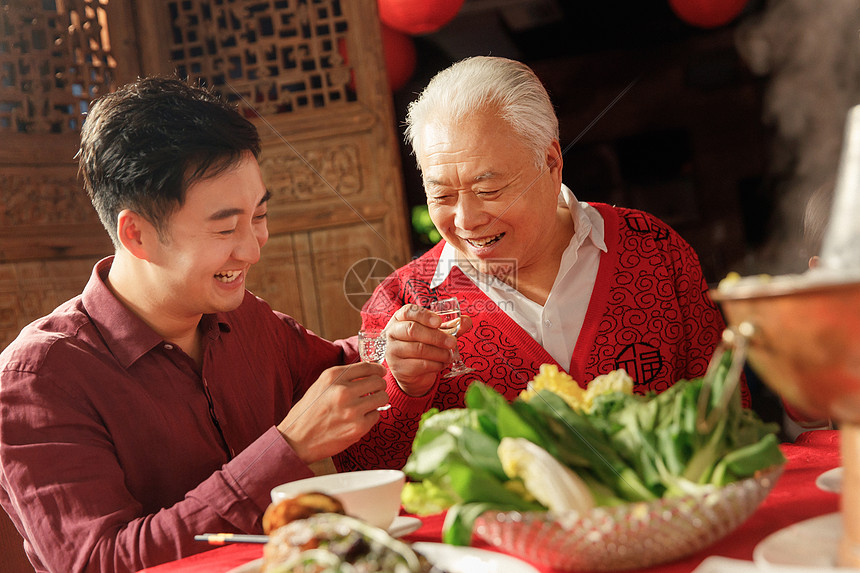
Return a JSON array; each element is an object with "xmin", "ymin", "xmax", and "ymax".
[{"xmin": 416, "ymin": 108, "xmax": 564, "ymax": 280}]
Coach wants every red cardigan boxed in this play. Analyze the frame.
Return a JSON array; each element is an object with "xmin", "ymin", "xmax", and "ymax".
[{"xmin": 337, "ymin": 203, "xmax": 747, "ymax": 471}]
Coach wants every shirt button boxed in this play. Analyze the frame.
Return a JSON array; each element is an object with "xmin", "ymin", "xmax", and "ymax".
[
  {"xmin": 544, "ymin": 320, "xmax": 552, "ymax": 328},
  {"xmin": 164, "ymin": 343, "xmax": 174, "ymax": 350}
]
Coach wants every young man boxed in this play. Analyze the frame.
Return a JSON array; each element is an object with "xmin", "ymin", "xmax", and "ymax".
[
  {"xmin": 338, "ymin": 56, "xmax": 746, "ymax": 472},
  {"xmin": 0, "ymin": 77, "xmax": 389, "ymax": 572}
]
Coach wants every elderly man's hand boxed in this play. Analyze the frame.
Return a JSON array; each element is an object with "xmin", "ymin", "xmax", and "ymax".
[{"xmin": 384, "ymin": 304, "xmax": 473, "ymax": 397}]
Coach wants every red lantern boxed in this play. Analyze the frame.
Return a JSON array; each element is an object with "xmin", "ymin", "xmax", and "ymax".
[
  {"xmin": 378, "ymin": 0, "xmax": 465, "ymax": 35},
  {"xmin": 381, "ymin": 24, "xmax": 416, "ymax": 92},
  {"xmin": 668, "ymin": 0, "xmax": 748, "ymax": 28}
]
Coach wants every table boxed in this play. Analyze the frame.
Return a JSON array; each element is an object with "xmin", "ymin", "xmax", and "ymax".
[{"xmin": 138, "ymin": 430, "xmax": 841, "ymax": 573}]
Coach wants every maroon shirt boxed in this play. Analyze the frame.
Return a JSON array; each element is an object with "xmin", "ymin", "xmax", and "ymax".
[{"xmin": 0, "ymin": 257, "xmax": 357, "ymax": 573}]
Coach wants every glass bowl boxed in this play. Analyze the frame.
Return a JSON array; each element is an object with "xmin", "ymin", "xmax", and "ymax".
[{"xmin": 474, "ymin": 465, "xmax": 783, "ymax": 571}]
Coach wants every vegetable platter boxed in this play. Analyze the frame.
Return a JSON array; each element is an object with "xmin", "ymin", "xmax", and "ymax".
[{"xmin": 401, "ymin": 352, "xmax": 785, "ymax": 570}]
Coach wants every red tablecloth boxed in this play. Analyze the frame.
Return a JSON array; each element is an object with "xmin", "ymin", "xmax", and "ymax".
[{"xmin": 138, "ymin": 430, "xmax": 841, "ymax": 573}]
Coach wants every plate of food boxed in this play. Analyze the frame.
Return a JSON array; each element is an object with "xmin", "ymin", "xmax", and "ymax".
[
  {"xmin": 401, "ymin": 361, "xmax": 786, "ymax": 570},
  {"xmin": 226, "ymin": 489, "xmax": 537, "ymax": 573},
  {"xmin": 228, "ymin": 513, "xmax": 537, "ymax": 573}
]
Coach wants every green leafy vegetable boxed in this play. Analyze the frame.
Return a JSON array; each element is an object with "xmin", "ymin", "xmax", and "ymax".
[{"xmin": 401, "ymin": 352, "xmax": 785, "ymax": 545}]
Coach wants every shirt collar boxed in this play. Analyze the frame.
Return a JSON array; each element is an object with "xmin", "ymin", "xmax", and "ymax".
[
  {"xmin": 429, "ymin": 184, "xmax": 606, "ymax": 288},
  {"xmin": 560, "ymin": 185, "xmax": 607, "ymax": 253},
  {"xmin": 82, "ymin": 256, "xmax": 229, "ymax": 368}
]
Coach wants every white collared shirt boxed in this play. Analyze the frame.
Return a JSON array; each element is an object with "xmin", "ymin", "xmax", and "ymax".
[{"xmin": 429, "ymin": 185, "xmax": 607, "ymax": 371}]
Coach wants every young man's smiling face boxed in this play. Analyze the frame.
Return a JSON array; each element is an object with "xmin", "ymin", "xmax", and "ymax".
[
  {"xmin": 148, "ymin": 152, "xmax": 270, "ymax": 320},
  {"xmin": 417, "ymin": 108, "xmax": 563, "ymax": 278}
]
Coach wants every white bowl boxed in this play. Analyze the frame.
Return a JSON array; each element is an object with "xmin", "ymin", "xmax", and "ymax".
[{"xmin": 270, "ymin": 469, "xmax": 405, "ymax": 530}]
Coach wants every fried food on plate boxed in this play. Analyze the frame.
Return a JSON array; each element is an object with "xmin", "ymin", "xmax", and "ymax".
[
  {"xmin": 261, "ymin": 512, "xmax": 444, "ymax": 572},
  {"xmin": 262, "ymin": 492, "xmax": 345, "ymax": 535}
]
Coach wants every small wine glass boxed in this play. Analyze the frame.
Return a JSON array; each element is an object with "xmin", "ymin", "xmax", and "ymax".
[
  {"xmin": 429, "ymin": 297, "xmax": 474, "ymax": 378},
  {"xmin": 358, "ymin": 328, "xmax": 387, "ymax": 364},
  {"xmin": 358, "ymin": 328, "xmax": 391, "ymax": 411}
]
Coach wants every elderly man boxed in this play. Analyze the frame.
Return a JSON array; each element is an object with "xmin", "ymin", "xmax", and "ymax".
[{"xmin": 337, "ymin": 56, "xmax": 745, "ymax": 471}]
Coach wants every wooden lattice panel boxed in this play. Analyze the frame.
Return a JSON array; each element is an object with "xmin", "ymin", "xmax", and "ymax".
[
  {"xmin": 166, "ymin": 0, "xmax": 357, "ymax": 116},
  {"xmin": 0, "ymin": 0, "xmax": 117, "ymax": 134}
]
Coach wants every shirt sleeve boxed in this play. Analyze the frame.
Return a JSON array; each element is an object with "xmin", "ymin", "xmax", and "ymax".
[
  {"xmin": 270, "ymin": 310, "xmax": 359, "ymax": 400},
  {"xmin": 0, "ymin": 361, "xmax": 315, "ymax": 573}
]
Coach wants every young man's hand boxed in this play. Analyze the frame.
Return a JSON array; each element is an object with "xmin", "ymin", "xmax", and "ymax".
[{"xmin": 278, "ymin": 362, "xmax": 387, "ymax": 464}]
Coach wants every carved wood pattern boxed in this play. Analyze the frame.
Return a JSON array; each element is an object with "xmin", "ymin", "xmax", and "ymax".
[
  {"xmin": 0, "ymin": 258, "xmax": 98, "ymax": 348},
  {"xmin": 0, "ymin": 0, "xmax": 118, "ymax": 134},
  {"xmin": 0, "ymin": 1, "xmax": 118, "ymax": 346},
  {"xmin": 309, "ymin": 222, "xmax": 384, "ymax": 338},
  {"xmin": 166, "ymin": 0, "xmax": 356, "ymax": 117},
  {"xmin": 1, "ymin": 0, "xmax": 410, "ymax": 344},
  {"xmin": 259, "ymin": 141, "xmax": 361, "ymax": 202},
  {"xmin": 0, "ymin": 172, "xmax": 97, "ymax": 225}
]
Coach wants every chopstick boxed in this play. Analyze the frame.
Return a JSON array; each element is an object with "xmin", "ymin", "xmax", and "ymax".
[{"xmin": 194, "ymin": 533, "xmax": 269, "ymax": 545}]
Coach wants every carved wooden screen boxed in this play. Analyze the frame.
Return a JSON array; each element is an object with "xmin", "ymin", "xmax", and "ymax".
[
  {"xmin": 0, "ymin": 0, "xmax": 118, "ymax": 134},
  {"xmin": 0, "ymin": 1, "xmax": 129, "ymax": 565},
  {"xmin": 1, "ymin": 0, "xmax": 410, "ymax": 346},
  {"xmin": 134, "ymin": 0, "xmax": 411, "ymax": 339},
  {"xmin": 164, "ymin": 0, "xmax": 358, "ymax": 113},
  {"xmin": 0, "ymin": 0, "xmax": 139, "ymax": 349}
]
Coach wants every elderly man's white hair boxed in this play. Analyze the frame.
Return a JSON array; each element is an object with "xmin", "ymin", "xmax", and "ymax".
[{"xmin": 404, "ymin": 56, "xmax": 559, "ymax": 170}]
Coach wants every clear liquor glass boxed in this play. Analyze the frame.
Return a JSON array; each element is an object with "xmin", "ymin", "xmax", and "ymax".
[
  {"xmin": 429, "ymin": 297, "xmax": 475, "ymax": 378},
  {"xmin": 358, "ymin": 328, "xmax": 391, "ymax": 410},
  {"xmin": 358, "ymin": 328, "xmax": 387, "ymax": 364}
]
